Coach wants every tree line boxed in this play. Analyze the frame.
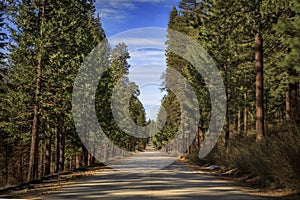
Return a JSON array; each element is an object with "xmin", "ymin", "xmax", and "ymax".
[
  {"xmin": 0, "ymin": 0, "xmax": 147, "ymax": 188},
  {"xmin": 154, "ymin": 0, "xmax": 299, "ymax": 190},
  {"xmin": 155, "ymin": 0, "xmax": 300, "ymax": 147}
]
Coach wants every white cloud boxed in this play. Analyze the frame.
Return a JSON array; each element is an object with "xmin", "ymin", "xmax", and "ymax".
[
  {"xmin": 98, "ymin": 8, "xmax": 123, "ymax": 19},
  {"xmin": 138, "ymin": 84, "xmax": 166, "ymax": 105},
  {"xmin": 129, "ymin": 64, "xmax": 167, "ymax": 119},
  {"xmin": 107, "ymin": 28, "xmax": 168, "ymax": 69},
  {"xmin": 106, "ymin": 27, "xmax": 169, "ymax": 120},
  {"xmin": 109, "ymin": 37, "xmax": 166, "ymax": 50},
  {"xmin": 129, "ymin": 64, "xmax": 165, "ymax": 83},
  {"xmin": 95, "ymin": 0, "xmax": 172, "ymax": 21},
  {"xmin": 129, "ymin": 51, "xmax": 166, "ymax": 66}
]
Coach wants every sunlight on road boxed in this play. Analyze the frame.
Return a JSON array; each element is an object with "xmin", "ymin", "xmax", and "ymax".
[{"xmin": 40, "ymin": 146, "xmax": 261, "ymax": 200}]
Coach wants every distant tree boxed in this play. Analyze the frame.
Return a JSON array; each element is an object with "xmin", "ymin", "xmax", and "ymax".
[
  {"xmin": 160, "ymin": 1, "xmax": 212, "ymax": 151},
  {"xmin": 96, "ymin": 42, "xmax": 147, "ymax": 152}
]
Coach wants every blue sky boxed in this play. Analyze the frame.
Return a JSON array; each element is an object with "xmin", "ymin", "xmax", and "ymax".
[
  {"xmin": 95, "ymin": 0, "xmax": 180, "ymax": 37},
  {"xmin": 95, "ymin": 0, "xmax": 181, "ymax": 120},
  {"xmin": 1, "ymin": 0, "xmax": 181, "ymax": 120}
]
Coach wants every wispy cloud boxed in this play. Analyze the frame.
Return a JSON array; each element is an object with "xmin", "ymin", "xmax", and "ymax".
[
  {"xmin": 138, "ymin": 83, "xmax": 167, "ymax": 119},
  {"xmin": 129, "ymin": 65, "xmax": 166, "ymax": 118},
  {"xmin": 138, "ymin": 84, "xmax": 166, "ymax": 105},
  {"xmin": 129, "ymin": 64, "xmax": 165, "ymax": 84},
  {"xmin": 106, "ymin": 26, "xmax": 169, "ymax": 119},
  {"xmin": 129, "ymin": 50, "xmax": 166, "ymax": 66},
  {"xmin": 108, "ymin": 27, "xmax": 167, "ymax": 67},
  {"xmin": 110, "ymin": 38, "xmax": 166, "ymax": 49},
  {"xmin": 95, "ymin": 0, "xmax": 172, "ymax": 21}
]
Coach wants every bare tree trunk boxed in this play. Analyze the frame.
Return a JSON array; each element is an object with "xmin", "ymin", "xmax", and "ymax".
[
  {"xmin": 225, "ymin": 96, "xmax": 230, "ymax": 147},
  {"xmin": 244, "ymin": 93, "xmax": 248, "ymax": 135},
  {"xmin": 224, "ymin": 64, "xmax": 230, "ymax": 147},
  {"xmin": 76, "ymin": 152, "xmax": 80, "ymax": 168},
  {"xmin": 286, "ymin": 90, "xmax": 290, "ymax": 121},
  {"xmin": 187, "ymin": 121, "xmax": 191, "ymax": 154},
  {"xmin": 20, "ymin": 153, "xmax": 23, "ymax": 184},
  {"xmin": 182, "ymin": 120, "xmax": 185, "ymax": 152},
  {"xmin": 28, "ymin": 57, "xmax": 41, "ymax": 181},
  {"xmin": 28, "ymin": 0, "xmax": 45, "ymax": 182},
  {"xmin": 55, "ymin": 127, "xmax": 60, "ymax": 173},
  {"xmin": 196, "ymin": 127, "xmax": 200, "ymax": 148},
  {"xmin": 39, "ymin": 141, "xmax": 44, "ymax": 178},
  {"xmin": 59, "ymin": 126, "xmax": 65, "ymax": 172},
  {"xmin": 90, "ymin": 143, "xmax": 96, "ymax": 165},
  {"xmin": 82, "ymin": 145, "xmax": 88, "ymax": 167},
  {"xmin": 88, "ymin": 153, "xmax": 92, "ymax": 166},
  {"xmin": 286, "ymin": 68, "xmax": 299, "ymax": 123},
  {"xmin": 44, "ymin": 134, "xmax": 51, "ymax": 176},
  {"xmin": 237, "ymin": 109, "xmax": 241, "ymax": 135},
  {"xmin": 5, "ymin": 143, "xmax": 8, "ymax": 185},
  {"xmin": 255, "ymin": 29, "xmax": 265, "ymax": 141},
  {"xmin": 69, "ymin": 156, "xmax": 73, "ymax": 170},
  {"xmin": 225, "ymin": 118, "xmax": 230, "ymax": 147},
  {"xmin": 199, "ymin": 127, "xmax": 204, "ymax": 149}
]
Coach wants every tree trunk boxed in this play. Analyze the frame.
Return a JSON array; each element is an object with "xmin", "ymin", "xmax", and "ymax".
[
  {"xmin": 39, "ymin": 141, "xmax": 44, "ymax": 178},
  {"xmin": 237, "ymin": 109, "xmax": 241, "ymax": 135},
  {"xmin": 5, "ymin": 143, "xmax": 8, "ymax": 185},
  {"xmin": 224, "ymin": 118, "xmax": 230, "ymax": 147},
  {"xmin": 255, "ymin": 29, "xmax": 265, "ymax": 141},
  {"xmin": 27, "ymin": 57, "xmax": 42, "ymax": 181},
  {"xmin": 244, "ymin": 92, "xmax": 248, "ymax": 135},
  {"xmin": 88, "ymin": 153, "xmax": 92, "ymax": 166},
  {"xmin": 225, "ymin": 95, "xmax": 230, "ymax": 147},
  {"xmin": 55, "ymin": 127, "xmax": 60, "ymax": 173},
  {"xmin": 196, "ymin": 127, "xmax": 200, "ymax": 148},
  {"xmin": 20, "ymin": 153, "xmax": 23, "ymax": 184},
  {"xmin": 27, "ymin": 0, "xmax": 45, "ymax": 182},
  {"xmin": 69, "ymin": 156, "xmax": 73, "ymax": 170},
  {"xmin": 286, "ymin": 68, "xmax": 299, "ymax": 123},
  {"xmin": 286, "ymin": 90, "xmax": 290, "ymax": 121},
  {"xmin": 59, "ymin": 126, "xmax": 65, "ymax": 172},
  {"xmin": 76, "ymin": 152, "xmax": 80, "ymax": 168},
  {"xmin": 224, "ymin": 64, "xmax": 230, "ymax": 147},
  {"xmin": 90, "ymin": 144, "xmax": 96, "ymax": 165},
  {"xmin": 187, "ymin": 122, "xmax": 191, "ymax": 154},
  {"xmin": 44, "ymin": 134, "xmax": 51, "ymax": 176},
  {"xmin": 181, "ymin": 120, "xmax": 185, "ymax": 153},
  {"xmin": 199, "ymin": 127, "xmax": 204, "ymax": 149},
  {"xmin": 82, "ymin": 145, "xmax": 88, "ymax": 166}
]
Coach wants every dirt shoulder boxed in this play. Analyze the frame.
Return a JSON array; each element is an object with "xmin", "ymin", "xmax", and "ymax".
[
  {"xmin": 0, "ymin": 164, "xmax": 110, "ymax": 199},
  {"xmin": 178, "ymin": 157, "xmax": 300, "ymax": 200}
]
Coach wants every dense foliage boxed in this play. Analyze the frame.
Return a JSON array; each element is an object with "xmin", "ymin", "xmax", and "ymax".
[
  {"xmin": 0, "ymin": 0, "xmax": 147, "ymax": 187},
  {"xmin": 154, "ymin": 0, "xmax": 300, "ymax": 190}
]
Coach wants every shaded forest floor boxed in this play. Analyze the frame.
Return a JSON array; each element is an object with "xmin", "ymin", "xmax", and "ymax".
[
  {"xmin": 179, "ymin": 158, "xmax": 300, "ymax": 200},
  {"xmin": 0, "ymin": 163, "xmax": 110, "ymax": 199}
]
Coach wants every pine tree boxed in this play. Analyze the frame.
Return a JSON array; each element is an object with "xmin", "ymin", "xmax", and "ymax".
[
  {"xmin": 0, "ymin": 0, "xmax": 7, "ymax": 92},
  {"xmin": 275, "ymin": 0, "xmax": 300, "ymax": 123},
  {"xmin": 206, "ymin": 0, "xmax": 285, "ymax": 141},
  {"xmin": 0, "ymin": 0, "xmax": 7, "ymax": 67},
  {"xmin": 7, "ymin": 0, "xmax": 106, "ymax": 182},
  {"xmin": 95, "ymin": 42, "xmax": 147, "ymax": 153}
]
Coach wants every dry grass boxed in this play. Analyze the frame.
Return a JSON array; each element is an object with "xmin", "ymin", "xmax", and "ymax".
[
  {"xmin": 0, "ymin": 164, "xmax": 110, "ymax": 199},
  {"xmin": 209, "ymin": 125, "xmax": 300, "ymax": 192},
  {"xmin": 190, "ymin": 123, "xmax": 300, "ymax": 197}
]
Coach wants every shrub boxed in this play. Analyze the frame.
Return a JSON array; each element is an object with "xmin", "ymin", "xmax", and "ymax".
[{"xmin": 205, "ymin": 124, "xmax": 300, "ymax": 191}]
